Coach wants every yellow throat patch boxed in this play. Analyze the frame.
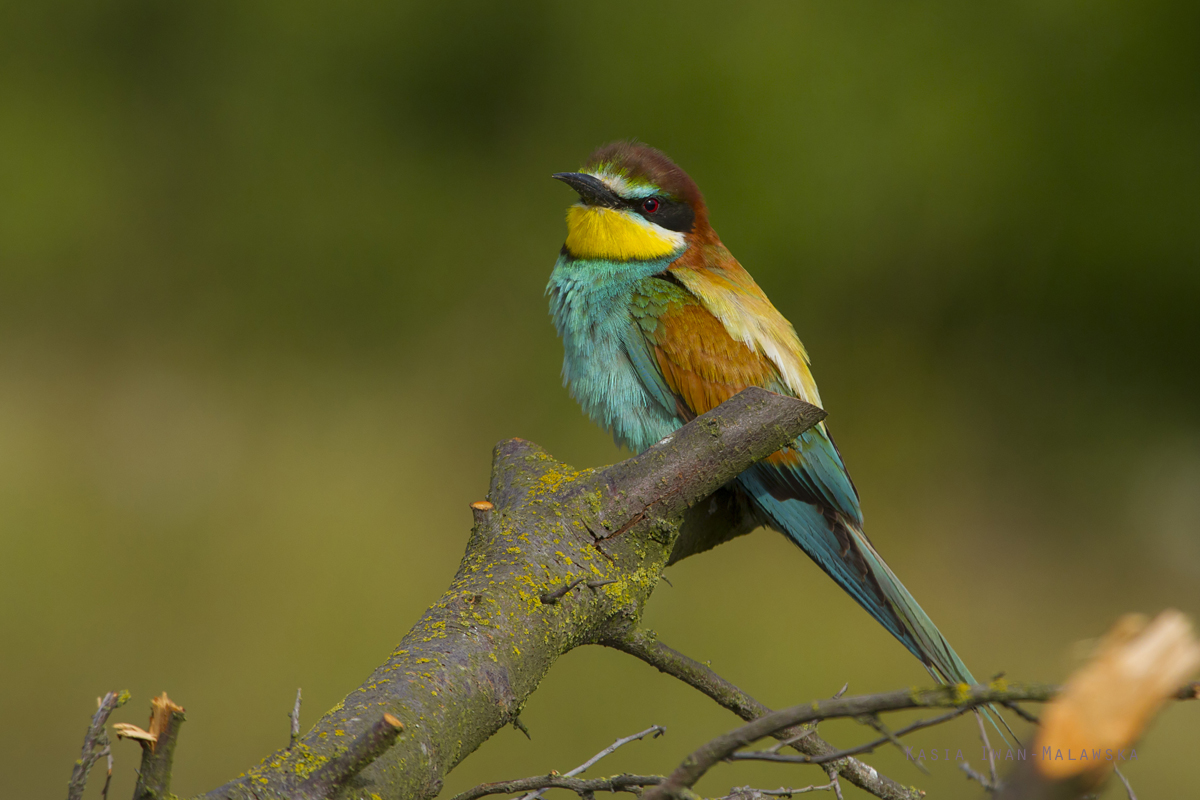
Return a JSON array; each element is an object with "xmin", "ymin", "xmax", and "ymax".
[{"xmin": 564, "ymin": 205, "xmax": 683, "ymax": 261}]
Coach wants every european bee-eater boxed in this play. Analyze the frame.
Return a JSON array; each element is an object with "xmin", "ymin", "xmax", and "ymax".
[{"xmin": 547, "ymin": 141, "xmax": 978, "ymax": 686}]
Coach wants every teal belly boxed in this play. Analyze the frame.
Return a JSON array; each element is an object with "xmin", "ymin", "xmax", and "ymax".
[{"xmin": 547, "ymin": 254, "xmax": 681, "ymax": 452}]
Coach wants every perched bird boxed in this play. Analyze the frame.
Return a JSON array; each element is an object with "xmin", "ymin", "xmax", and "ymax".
[{"xmin": 547, "ymin": 141, "xmax": 978, "ymax": 686}]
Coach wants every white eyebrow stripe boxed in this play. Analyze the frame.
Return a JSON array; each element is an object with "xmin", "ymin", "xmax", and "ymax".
[{"xmin": 592, "ymin": 171, "xmax": 632, "ymax": 196}]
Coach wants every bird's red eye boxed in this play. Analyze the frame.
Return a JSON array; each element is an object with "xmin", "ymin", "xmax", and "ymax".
[{"xmin": 642, "ymin": 197, "xmax": 660, "ymax": 213}]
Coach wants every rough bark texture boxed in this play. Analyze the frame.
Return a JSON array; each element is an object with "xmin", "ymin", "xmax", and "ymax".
[{"xmin": 200, "ymin": 388, "xmax": 826, "ymax": 800}]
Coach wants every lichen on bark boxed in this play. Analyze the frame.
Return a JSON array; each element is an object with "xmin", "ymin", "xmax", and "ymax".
[{"xmin": 200, "ymin": 388, "xmax": 826, "ymax": 800}]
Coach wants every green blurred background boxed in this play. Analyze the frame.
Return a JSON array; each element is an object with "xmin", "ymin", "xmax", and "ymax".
[{"xmin": 2, "ymin": 1, "xmax": 1198, "ymax": 797}]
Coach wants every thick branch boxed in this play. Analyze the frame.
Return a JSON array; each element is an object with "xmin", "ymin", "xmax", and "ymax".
[
  {"xmin": 71, "ymin": 380, "xmax": 1200, "ymax": 800},
  {"xmin": 668, "ymin": 487, "xmax": 760, "ymax": 565},
  {"xmin": 200, "ymin": 388, "xmax": 824, "ymax": 800},
  {"xmin": 593, "ymin": 387, "xmax": 826, "ymax": 536},
  {"xmin": 604, "ymin": 628, "xmax": 922, "ymax": 800}
]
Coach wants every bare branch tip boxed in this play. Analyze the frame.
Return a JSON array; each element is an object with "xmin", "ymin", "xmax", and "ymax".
[
  {"xmin": 540, "ymin": 576, "xmax": 586, "ymax": 604},
  {"xmin": 67, "ymin": 690, "xmax": 131, "ymax": 800}
]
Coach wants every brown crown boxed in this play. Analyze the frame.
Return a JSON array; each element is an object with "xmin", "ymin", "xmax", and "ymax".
[{"xmin": 584, "ymin": 141, "xmax": 709, "ymax": 230}]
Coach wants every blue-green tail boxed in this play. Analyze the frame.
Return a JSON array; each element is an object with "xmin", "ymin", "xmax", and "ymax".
[{"xmin": 738, "ymin": 460, "xmax": 1014, "ymax": 743}]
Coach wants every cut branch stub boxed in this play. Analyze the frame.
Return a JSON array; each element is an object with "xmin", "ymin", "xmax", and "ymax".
[
  {"xmin": 200, "ymin": 388, "xmax": 825, "ymax": 800},
  {"xmin": 123, "ymin": 692, "xmax": 185, "ymax": 800},
  {"xmin": 297, "ymin": 714, "xmax": 405, "ymax": 800}
]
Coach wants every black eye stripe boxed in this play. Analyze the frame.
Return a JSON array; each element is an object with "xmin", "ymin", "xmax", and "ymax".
[{"xmin": 626, "ymin": 195, "xmax": 695, "ymax": 233}]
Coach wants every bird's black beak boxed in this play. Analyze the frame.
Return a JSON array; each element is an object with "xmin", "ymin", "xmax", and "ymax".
[{"xmin": 552, "ymin": 172, "xmax": 622, "ymax": 209}]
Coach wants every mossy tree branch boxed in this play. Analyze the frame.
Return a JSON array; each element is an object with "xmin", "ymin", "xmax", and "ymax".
[
  {"xmin": 197, "ymin": 388, "xmax": 827, "ymax": 800},
  {"xmin": 66, "ymin": 385, "xmax": 1198, "ymax": 800}
]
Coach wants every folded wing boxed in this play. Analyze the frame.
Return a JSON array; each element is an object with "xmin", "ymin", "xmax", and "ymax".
[{"xmin": 623, "ymin": 269, "xmax": 977, "ymax": 685}]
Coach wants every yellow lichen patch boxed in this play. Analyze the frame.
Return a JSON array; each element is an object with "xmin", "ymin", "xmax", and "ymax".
[
  {"xmin": 251, "ymin": 740, "xmax": 330, "ymax": 781},
  {"xmin": 530, "ymin": 467, "xmax": 580, "ymax": 500}
]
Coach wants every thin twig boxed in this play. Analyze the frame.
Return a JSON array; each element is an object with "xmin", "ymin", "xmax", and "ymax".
[
  {"xmin": 513, "ymin": 716, "xmax": 532, "ymax": 739},
  {"xmin": 731, "ymin": 705, "xmax": 966, "ymax": 766},
  {"xmin": 859, "ymin": 714, "xmax": 929, "ymax": 776},
  {"xmin": 1114, "ymin": 765, "xmax": 1138, "ymax": 800},
  {"xmin": 518, "ymin": 725, "xmax": 666, "ymax": 800},
  {"xmin": 643, "ymin": 682, "xmax": 1059, "ymax": 800},
  {"xmin": 722, "ymin": 782, "xmax": 839, "ymax": 799},
  {"xmin": 540, "ymin": 577, "xmax": 586, "ymax": 604},
  {"xmin": 451, "ymin": 773, "xmax": 664, "ymax": 800},
  {"xmin": 67, "ymin": 690, "xmax": 130, "ymax": 800},
  {"xmin": 100, "ymin": 752, "xmax": 113, "ymax": 800},
  {"xmin": 606, "ymin": 628, "xmax": 924, "ymax": 800},
  {"xmin": 959, "ymin": 761, "xmax": 998, "ymax": 791},
  {"xmin": 859, "ymin": 714, "xmax": 908, "ymax": 759},
  {"xmin": 765, "ymin": 728, "xmax": 815, "ymax": 755},
  {"xmin": 1000, "ymin": 701, "xmax": 1039, "ymax": 724},
  {"xmin": 567, "ymin": 726, "xmax": 666, "ymax": 779},
  {"xmin": 976, "ymin": 710, "xmax": 998, "ymax": 788}
]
